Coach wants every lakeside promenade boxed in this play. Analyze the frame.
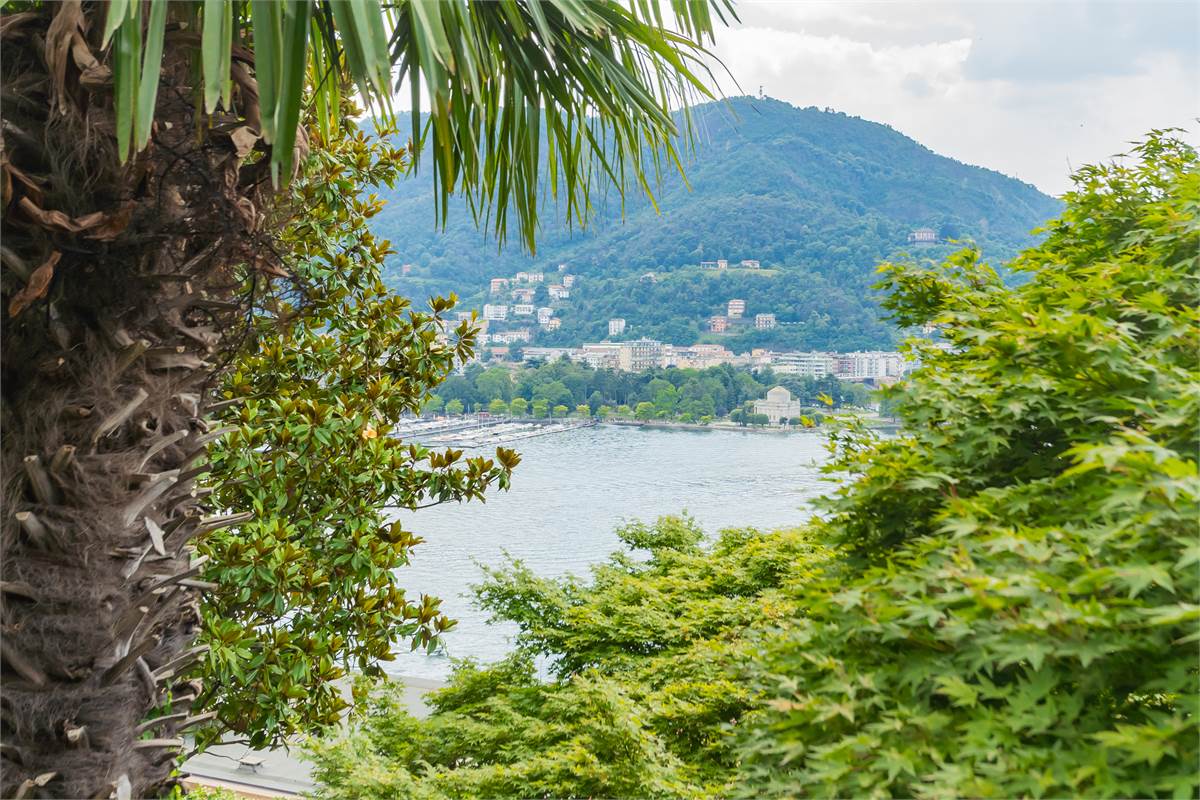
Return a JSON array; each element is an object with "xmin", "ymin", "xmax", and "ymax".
[{"xmin": 181, "ymin": 676, "xmax": 444, "ymax": 798}]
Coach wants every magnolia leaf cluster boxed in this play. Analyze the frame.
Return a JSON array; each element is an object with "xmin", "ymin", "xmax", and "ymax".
[{"xmin": 194, "ymin": 118, "xmax": 518, "ymax": 749}]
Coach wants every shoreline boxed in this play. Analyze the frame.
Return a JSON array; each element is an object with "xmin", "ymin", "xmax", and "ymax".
[
  {"xmin": 400, "ymin": 415, "xmax": 898, "ymax": 448},
  {"xmin": 601, "ymin": 418, "xmax": 899, "ymax": 435},
  {"xmin": 605, "ymin": 419, "xmax": 809, "ymax": 434}
]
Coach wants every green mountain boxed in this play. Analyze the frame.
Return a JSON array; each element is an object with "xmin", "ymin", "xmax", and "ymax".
[{"xmin": 371, "ymin": 96, "xmax": 1061, "ymax": 351}]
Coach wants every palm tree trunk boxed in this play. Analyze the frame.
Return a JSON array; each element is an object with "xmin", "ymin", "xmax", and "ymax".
[{"xmin": 1, "ymin": 5, "xmax": 267, "ymax": 796}]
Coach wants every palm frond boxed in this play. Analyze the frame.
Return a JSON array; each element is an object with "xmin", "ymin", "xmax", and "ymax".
[{"xmin": 104, "ymin": 0, "xmax": 734, "ymax": 250}]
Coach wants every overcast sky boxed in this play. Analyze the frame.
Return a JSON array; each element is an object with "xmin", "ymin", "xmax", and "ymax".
[{"xmin": 706, "ymin": 1, "xmax": 1198, "ymax": 195}]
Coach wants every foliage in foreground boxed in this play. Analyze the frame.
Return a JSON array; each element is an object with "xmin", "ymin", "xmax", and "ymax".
[
  {"xmin": 306, "ymin": 518, "xmax": 828, "ymax": 799},
  {"xmin": 1, "ymin": 0, "xmax": 731, "ymax": 792},
  {"xmin": 307, "ymin": 135, "xmax": 1198, "ymax": 798},
  {"xmin": 195, "ymin": 120, "xmax": 517, "ymax": 749},
  {"xmin": 740, "ymin": 133, "xmax": 1200, "ymax": 798}
]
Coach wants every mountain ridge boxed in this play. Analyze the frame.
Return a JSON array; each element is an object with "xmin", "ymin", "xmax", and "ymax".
[{"xmin": 370, "ymin": 96, "xmax": 1062, "ymax": 351}]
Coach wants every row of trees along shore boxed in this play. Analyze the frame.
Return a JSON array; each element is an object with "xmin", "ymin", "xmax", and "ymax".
[
  {"xmin": 0, "ymin": 0, "xmax": 733, "ymax": 795},
  {"xmin": 424, "ymin": 362, "xmax": 874, "ymax": 422}
]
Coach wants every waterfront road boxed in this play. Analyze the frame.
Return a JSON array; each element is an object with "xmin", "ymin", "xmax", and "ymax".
[{"xmin": 181, "ymin": 676, "xmax": 445, "ymax": 798}]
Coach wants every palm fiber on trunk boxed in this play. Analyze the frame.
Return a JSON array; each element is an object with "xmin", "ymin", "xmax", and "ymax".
[{"xmin": 1, "ymin": 4, "xmax": 278, "ymax": 796}]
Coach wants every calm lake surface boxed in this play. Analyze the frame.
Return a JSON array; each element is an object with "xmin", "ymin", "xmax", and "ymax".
[{"xmin": 385, "ymin": 424, "xmax": 833, "ymax": 680}]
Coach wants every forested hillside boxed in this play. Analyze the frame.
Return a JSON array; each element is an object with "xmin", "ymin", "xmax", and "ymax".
[{"xmin": 372, "ymin": 97, "xmax": 1061, "ymax": 350}]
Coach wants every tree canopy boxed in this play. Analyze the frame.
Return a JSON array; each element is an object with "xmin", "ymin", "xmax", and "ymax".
[
  {"xmin": 742, "ymin": 131, "xmax": 1200, "ymax": 799},
  {"xmin": 304, "ymin": 133, "xmax": 1199, "ymax": 799},
  {"xmin": 428, "ymin": 358, "xmax": 864, "ymax": 420},
  {"xmin": 196, "ymin": 117, "xmax": 520, "ymax": 749}
]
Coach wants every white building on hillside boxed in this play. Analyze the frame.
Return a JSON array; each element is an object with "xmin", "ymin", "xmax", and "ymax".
[
  {"xmin": 772, "ymin": 352, "xmax": 835, "ymax": 377},
  {"xmin": 483, "ymin": 304, "xmax": 508, "ymax": 321},
  {"xmin": 608, "ymin": 318, "xmax": 626, "ymax": 337},
  {"xmin": 727, "ymin": 299, "xmax": 746, "ymax": 318},
  {"xmin": 617, "ymin": 338, "xmax": 664, "ymax": 372},
  {"xmin": 492, "ymin": 328, "xmax": 531, "ymax": 344},
  {"xmin": 834, "ymin": 351, "xmax": 910, "ymax": 381},
  {"xmin": 908, "ymin": 227, "xmax": 937, "ymax": 245},
  {"xmin": 755, "ymin": 313, "xmax": 776, "ymax": 329},
  {"xmin": 581, "ymin": 342, "xmax": 622, "ymax": 369}
]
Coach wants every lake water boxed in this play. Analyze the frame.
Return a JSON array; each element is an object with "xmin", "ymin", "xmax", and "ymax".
[{"xmin": 385, "ymin": 424, "xmax": 834, "ymax": 680}]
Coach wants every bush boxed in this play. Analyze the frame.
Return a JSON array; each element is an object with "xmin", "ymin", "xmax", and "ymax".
[
  {"xmin": 305, "ymin": 518, "xmax": 830, "ymax": 799},
  {"xmin": 739, "ymin": 134, "xmax": 1199, "ymax": 798}
]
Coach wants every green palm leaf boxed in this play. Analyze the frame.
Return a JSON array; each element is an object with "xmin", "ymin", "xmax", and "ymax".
[{"xmin": 106, "ymin": 0, "xmax": 735, "ymax": 251}]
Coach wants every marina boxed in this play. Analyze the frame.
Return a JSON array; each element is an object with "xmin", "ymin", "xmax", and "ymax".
[{"xmin": 394, "ymin": 416, "xmax": 597, "ymax": 448}]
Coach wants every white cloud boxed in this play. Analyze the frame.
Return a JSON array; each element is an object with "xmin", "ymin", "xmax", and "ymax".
[
  {"xmin": 385, "ymin": 1, "xmax": 1197, "ymax": 195},
  {"xmin": 705, "ymin": 2, "xmax": 1199, "ymax": 195},
  {"xmin": 714, "ymin": 26, "xmax": 971, "ymax": 98}
]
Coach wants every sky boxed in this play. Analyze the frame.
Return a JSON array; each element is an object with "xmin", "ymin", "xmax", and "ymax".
[{"xmin": 706, "ymin": 0, "xmax": 1199, "ymax": 195}]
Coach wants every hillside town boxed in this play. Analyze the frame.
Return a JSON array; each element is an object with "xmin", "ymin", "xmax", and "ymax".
[
  {"xmin": 439, "ymin": 262, "xmax": 928, "ymax": 385},
  {"xmin": 471, "ymin": 259, "xmax": 800, "ymax": 348},
  {"xmin": 479, "ymin": 263, "xmax": 574, "ymax": 336}
]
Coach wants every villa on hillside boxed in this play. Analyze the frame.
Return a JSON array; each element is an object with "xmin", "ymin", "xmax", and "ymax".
[
  {"xmin": 908, "ymin": 227, "xmax": 938, "ymax": 245},
  {"xmin": 754, "ymin": 386, "xmax": 804, "ymax": 424}
]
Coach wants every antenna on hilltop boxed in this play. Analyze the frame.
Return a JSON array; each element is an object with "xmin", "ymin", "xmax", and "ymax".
[{"xmin": 758, "ymin": 85, "xmax": 764, "ymax": 99}]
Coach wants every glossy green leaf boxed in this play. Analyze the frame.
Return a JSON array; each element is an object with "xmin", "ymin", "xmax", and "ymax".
[
  {"xmin": 134, "ymin": 0, "xmax": 168, "ymax": 151},
  {"xmin": 201, "ymin": 0, "xmax": 226, "ymax": 113},
  {"xmin": 112, "ymin": 0, "xmax": 140, "ymax": 162}
]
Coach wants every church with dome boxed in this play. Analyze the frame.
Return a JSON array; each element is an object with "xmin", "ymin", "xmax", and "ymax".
[{"xmin": 753, "ymin": 386, "xmax": 804, "ymax": 424}]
